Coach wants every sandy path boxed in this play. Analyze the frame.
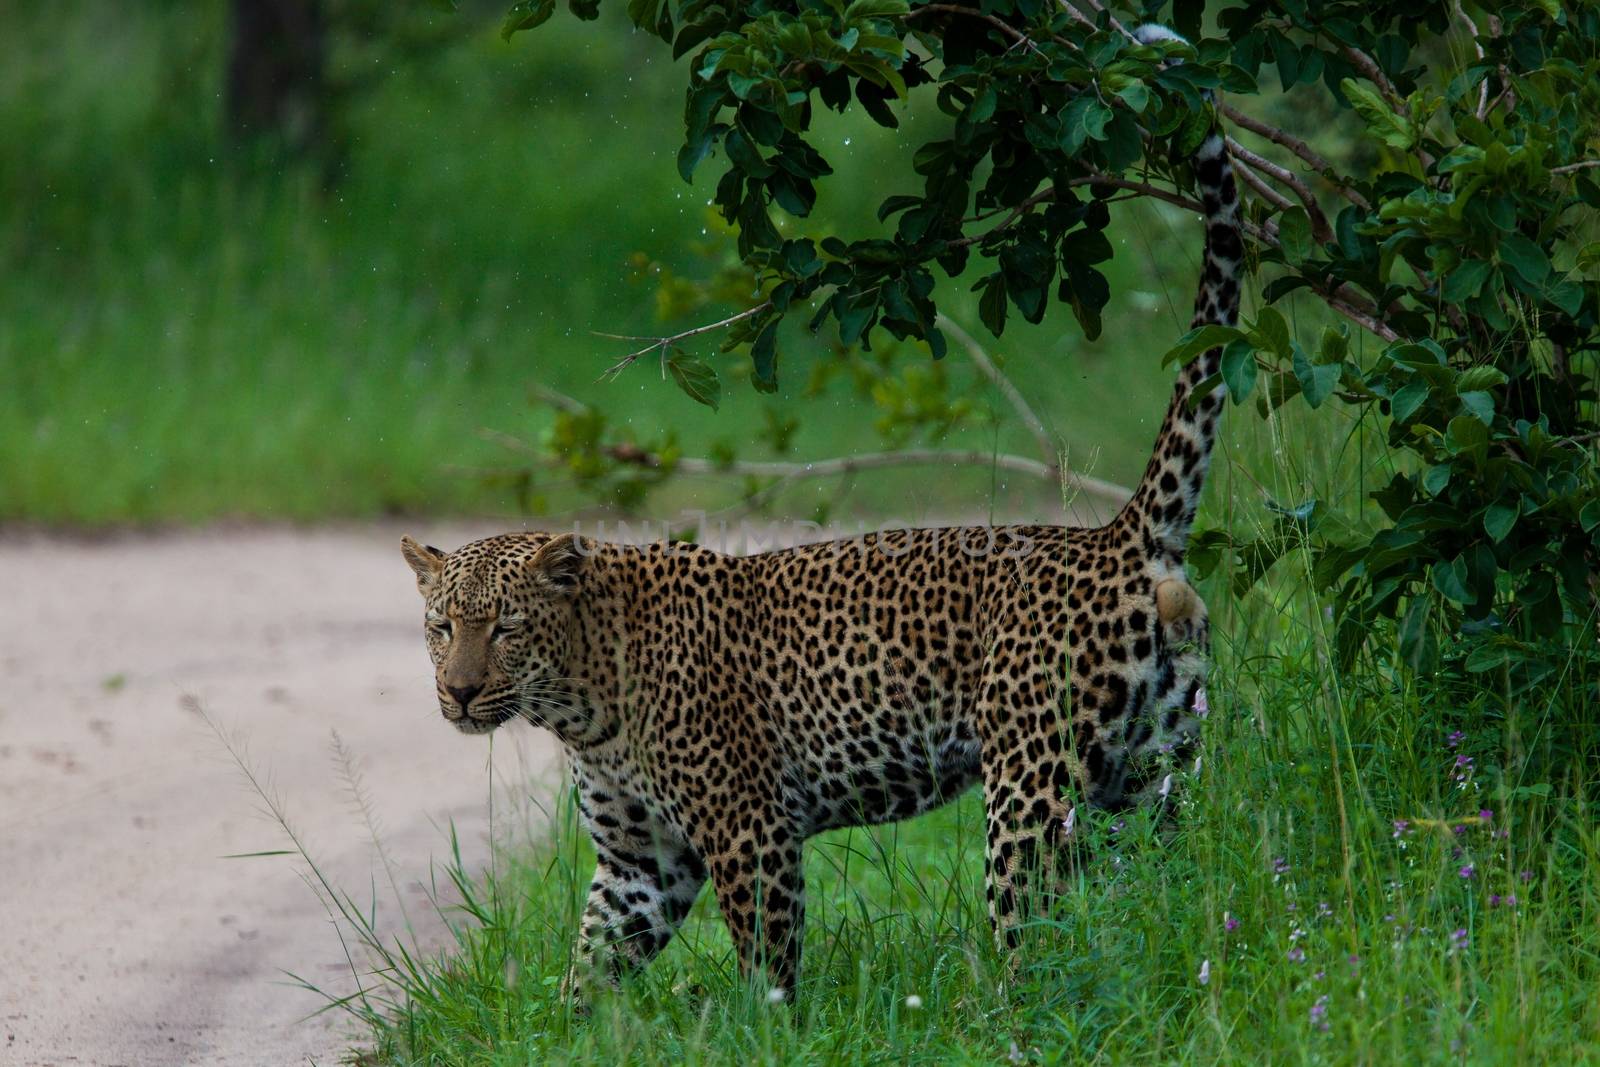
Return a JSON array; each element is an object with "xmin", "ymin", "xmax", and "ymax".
[{"xmin": 0, "ymin": 525, "xmax": 562, "ymax": 1067}]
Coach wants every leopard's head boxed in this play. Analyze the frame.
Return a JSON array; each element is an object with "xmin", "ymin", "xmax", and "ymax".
[{"xmin": 400, "ymin": 533, "xmax": 583, "ymax": 735}]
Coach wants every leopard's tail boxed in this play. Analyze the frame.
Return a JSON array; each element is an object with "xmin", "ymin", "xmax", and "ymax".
[{"xmin": 1116, "ymin": 23, "xmax": 1243, "ymax": 560}]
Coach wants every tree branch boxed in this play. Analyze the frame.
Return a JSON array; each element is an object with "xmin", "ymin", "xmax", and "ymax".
[
  {"xmin": 1340, "ymin": 45, "xmax": 1405, "ymax": 110},
  {"xmin": 1227, "ymin": 136, "xmax": 1333, "ymax": 241},
  {"xmin": 1552, "ymin": 159, "xmax": 1600, "ymax": 175},
  {"xmin": 1062, "ymin": 0, "xmax": 1137, "ymax": 42},
  {"xmin": 905, "ymin": 5, "xmax": 1047, "ymax": 54},
  {"xmin": 1326, "ymin": 293, "xmax": 1400, "ymax": 343},
  {"xmin": 613, "ymin": 445, "xmax": 1133, "ymax": 505},
  {"xmin": 1231, "ymin": 154, "xmax": 1298, "ymax": 215},
  {"xmin": 598, "ymin": 302, "xmax": 772, "ymax": 380}
]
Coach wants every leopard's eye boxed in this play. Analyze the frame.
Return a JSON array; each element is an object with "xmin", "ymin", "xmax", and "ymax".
[
  {"xmin": 491, "ymin": 621, "xmax": 520, "ymax": 641},
  {"xmin": 429, "ymin": 620, "xmax": 452, "ymax": 640}
]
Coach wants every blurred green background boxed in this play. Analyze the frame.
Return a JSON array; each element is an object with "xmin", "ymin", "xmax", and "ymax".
[{"xmin": 1, "ymin": 0, "xmax": 1283, "ymax": 524}]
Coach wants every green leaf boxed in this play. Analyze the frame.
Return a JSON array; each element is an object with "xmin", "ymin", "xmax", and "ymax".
[
  {"xmin": 1340, "ymin": 77, "xmax": 1415, "ymax": 148},
  {"xmin": 1442, "ymin": 259, "xmax": 1491, "ymax": 302},
  {"xmin": 1455, "ymin": 365, "xmax": 1507, "ymax": 392},
  {"xmin": 1220, "ymin": 339, "xmax": 1258, "ymax": 402},
  {"xmin": 1483, "ymin": 501, "xmax": 1519, "ymax": 543},
  {"xmin": 501, "ymin": 0, "xmax": 557, "ymax": 40},
  {"xmin": 724, "ymin": 127, "xmax": 774, "ymax": 178},
  {"xmin": 750, "ymin": 321, "xmax": 779, "ymax": 391},
  {"xmin": 843, "ymin": 0, "xmax": 908, "ymax": 20},
  {"xmin": 1059, "ymin": 97, "xmax": 1111, "ymax": 153},
  {"xmin": 1317, "ymin": 324, "xmax": 1348, "ymax": 366},
  {"xmin": 1161, "ymin": 324, "xmax": 1245, "ymax": 367},
  {"xmin": 1101, "ymin": 111, "xmax": 1143, "ymax": 170},
  {"xmin": 1293, "ymin": 342, "xmax": 1340, "ymax": 408},
  {"xmin": 1497, "ymin": 234, "xmax": 1549, "ymax": 285},
  {"xmin": 666, "ymin": 352, "xmax": 721, "ymax": 410},
  {"xmin": 1390, "ymin": 380, "xmax": 1431, "ymax": 424},
  {"xmin": 978, "ymin": 274, "xmax": 1008, "ymax": 337},
  {"xmin": 1430, "ymin": 557, "xmax": 1474, "ymax": 604},
  {"xmin": 1444, "ymin": 414, "xmax": 1489, "ymax": 460},
  {"xmin": 1277, "ymin": 207, "xmax": 1313, "ymax": 264},
  {"xmin": 1581, "ymin": 499, "xmax": 1600, "ymax": 533},
  {"xmin": 1458, "ymin": 390, "xmax": 1494, "ymax": 425},
  {"xmin": 1252, "ymin": 306, "xmax": 1292, "ymax": 359},
  {"xmin": 568, "ymin": 0, "xmax": 600, "ymax": 19}
]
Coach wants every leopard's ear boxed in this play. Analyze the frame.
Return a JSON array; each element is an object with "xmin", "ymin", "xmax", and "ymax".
[
  {"xmin": 401, "ymin": 536, "xmax": 446, "ymax": 595},
  {"xmin": 528, "ymin": 533, "xmax": 585, "ymax": 597},
  {"xmin": 1155, "ymin": 578, "xmax": 1200, "ymax": 625}
]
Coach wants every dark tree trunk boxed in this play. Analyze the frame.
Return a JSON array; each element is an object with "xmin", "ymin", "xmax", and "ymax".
[{"xmin": 224, "ymin": 0, "xmax": 327, "ymax": 157}]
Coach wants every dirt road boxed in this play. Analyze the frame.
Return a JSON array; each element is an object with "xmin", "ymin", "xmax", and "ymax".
[{"xmin": 0, "ymin": 525, "xmax": 562, "ymax": 1066}]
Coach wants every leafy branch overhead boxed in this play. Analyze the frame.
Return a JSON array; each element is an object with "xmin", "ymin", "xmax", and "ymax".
[{"xmin": 492, "ymin": 0, "xmax": 1600, "ymax": 669}]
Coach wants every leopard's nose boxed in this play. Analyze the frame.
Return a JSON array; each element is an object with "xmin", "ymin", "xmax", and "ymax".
[{"xmin": 447, "ymin": 683, "xmax": 482, "ymax": 709}]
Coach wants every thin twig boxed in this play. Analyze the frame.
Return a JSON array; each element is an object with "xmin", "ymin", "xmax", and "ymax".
[
  {"xmin": 1232, "ymin": 155, "xmax": 1297, "ymax": 214},
  {"xmin": 936, "ymin": 313, "xmax": 1059, "ymax": 471},
  {"xmin": 1064, "ymin": 0, "xmax": 1137, "ymax": 41},
  {"xmin": 530, "ymin": 383, "xmax": 590, "ymax": 414},
  {"xmin": 1552, "ymin": 160, "xmax": 1600, "ymax": 175},
  {"xmin": 598, "ymin": 302, "xmax": 772, "ymax": 381},
  {"xmin": 1218, "ymin": 103, "xmax": 1342, "ymax": 186},
  {"xmin": 1227, "ymin": 136, "xmax": 1333, "ymax": 241},
  {"xmin": 905, "ymin": 4, "xmax": 1044, "ymax": 53}
]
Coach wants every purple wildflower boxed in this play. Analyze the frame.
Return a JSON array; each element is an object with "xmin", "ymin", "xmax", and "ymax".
[
  {"xmin": 1309, "ymin": 994, "xmax": 1330, "ymax": 1031},
  {"xmin": 1520, "ymin": 870, "xmax": 1534, "ymax": 883},
  {"xmin": 1489, "ymin": 894, "xmax": 1502, "ymax": 907},
  {"xmin": 1392, "ymin": 820, "xmax": 1410, "ymax": 838},
  {"xmin": 1505, "ymin": 894, "xmax": 1518, "ymax": 908},
  {"xmin": 1194, "ymin": 687, "xmax": 1210, "ymax": 718},
  {"xmin": 1450, "ymin": 928, "xmax": 1470, "ymax": 951},
  {"xmin": 1287, "ymin": 946, "xmax": 1307, "ymax": 963},
  {"xmin": 1478, "ymin": 809, "xmax": 1493, "ymax": 822},
  {"xmin": 1447, "ymin": 730, "xmax": 1465, "ymax": 748},
  {"xmin": 1273, "ymin": 857, "xmax": 1290, "ymax": 875},
  {"xmin": 1224, "ymin": 912, "xmax": 1239, "ymax": 932},
  {"xmin": 1459, "ymin": 863, "xmax": 1476, "ymax": 879}
]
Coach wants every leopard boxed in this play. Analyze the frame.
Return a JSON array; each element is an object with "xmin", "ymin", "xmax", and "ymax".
[{"xmin": 399, "ymin": 23, "xmax": 1242, "ymax": 998}]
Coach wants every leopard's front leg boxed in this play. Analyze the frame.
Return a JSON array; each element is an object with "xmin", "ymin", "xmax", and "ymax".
[{"xmin": 566, "ymin": 784, "xmax": 707, "ymax": 997}]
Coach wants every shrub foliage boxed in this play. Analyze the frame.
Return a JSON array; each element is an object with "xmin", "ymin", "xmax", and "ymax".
[{"xmin": 486, "ymin": 0, "xmax": 1599, "ymax": 664}]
